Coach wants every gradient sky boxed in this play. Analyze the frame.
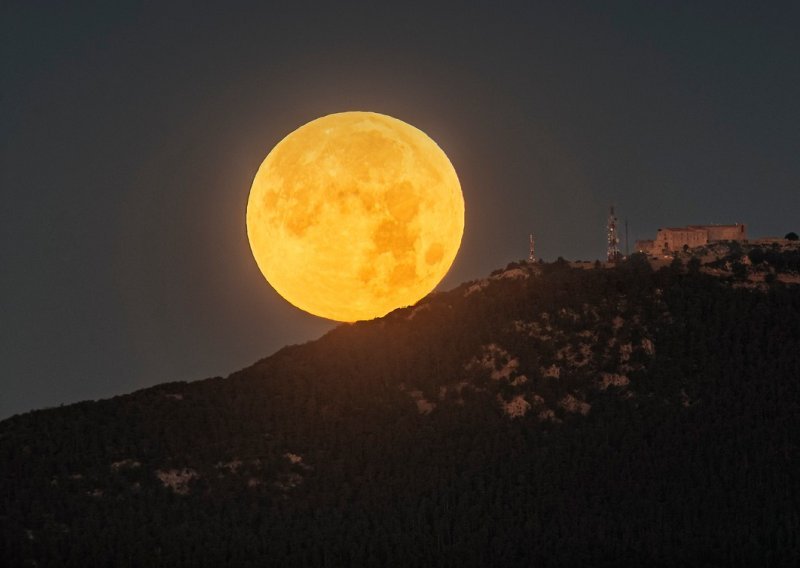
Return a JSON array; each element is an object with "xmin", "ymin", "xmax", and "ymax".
[{"xmin": 3, "ymin": 1, "xmax": 799, "ymax": 418}]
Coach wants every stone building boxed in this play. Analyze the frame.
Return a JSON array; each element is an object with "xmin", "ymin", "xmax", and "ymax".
[{"xmin": 635, "ymin": 224, "xmax": 747, "ymax": 255}]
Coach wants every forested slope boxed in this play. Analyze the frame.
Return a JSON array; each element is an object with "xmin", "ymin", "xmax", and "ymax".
[{"xmin": 2, "ymin": 255, "xmax": 799, "ymax": 567}]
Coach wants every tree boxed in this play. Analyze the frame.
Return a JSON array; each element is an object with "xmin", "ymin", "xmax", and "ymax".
[
  {"xmin": 785, "ymin": 232, "xmax": 799, "ymax": 241},
  {"xmin": 748, "ymin": 248, "xmax": 765, "ymax": 265},
  {"xmin": 731, "ymin": 261, "xmax": 748, "ymax": 279}
]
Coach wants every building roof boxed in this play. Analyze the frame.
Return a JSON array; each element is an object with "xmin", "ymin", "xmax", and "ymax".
[
  {"xmin": 687, "ymin": 224, "xmax": 743, "ymax": 229},
  {"xmin": 661, "ymin": 227, "xmax": 706, "ymax": 232}
]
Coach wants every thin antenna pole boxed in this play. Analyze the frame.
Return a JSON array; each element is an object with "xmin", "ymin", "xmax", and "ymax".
[{"xmin": 625, "ymin": 218, "xmax": 629, "ymax": 256}]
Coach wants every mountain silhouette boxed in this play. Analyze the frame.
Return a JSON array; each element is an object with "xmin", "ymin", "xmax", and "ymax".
[{"xmin": 2, "ymin": 249, "xmax": 799, "ymax": 567}]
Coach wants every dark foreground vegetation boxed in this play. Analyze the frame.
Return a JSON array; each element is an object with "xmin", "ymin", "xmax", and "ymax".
[{"xmin": 2, "ymin": 255, "xmax": 799, "ymax": 567}]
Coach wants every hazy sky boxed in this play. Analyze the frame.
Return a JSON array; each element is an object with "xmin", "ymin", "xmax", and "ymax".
[{"xmin": 3, "ymin": 1, "xmax": 799, "ymax": 418}]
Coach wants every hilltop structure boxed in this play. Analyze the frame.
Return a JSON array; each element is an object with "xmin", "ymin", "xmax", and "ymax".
[{"xmin": 635, "ymin": 224, "xmax": 747, "ymax": 255}]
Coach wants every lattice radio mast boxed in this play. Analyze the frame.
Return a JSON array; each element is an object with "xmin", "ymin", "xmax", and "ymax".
[{"xmin": 607, "ymin": 206, "xmax": 621, "ymax": 262}]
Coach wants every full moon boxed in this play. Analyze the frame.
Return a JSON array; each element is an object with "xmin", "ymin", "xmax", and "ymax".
[{"xmin": 246, "ymin": 111, "xmax": 464, "ymax": 322}]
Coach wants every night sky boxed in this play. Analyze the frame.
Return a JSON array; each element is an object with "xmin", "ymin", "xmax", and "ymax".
[{"xmin": 3, "ymin": 1, "xmax": 799, "ymax": 418}]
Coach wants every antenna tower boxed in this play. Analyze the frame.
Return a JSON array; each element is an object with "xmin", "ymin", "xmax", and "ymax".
[
  {"xmin": 529, "ymin": 234, "xmax": 536, "ymax": 262},
  {"xmin": 607, "ymin": 206, "xmax": 621, "ymax": 262}
]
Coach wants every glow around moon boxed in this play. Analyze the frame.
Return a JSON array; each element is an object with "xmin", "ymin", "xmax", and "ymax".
[{"xmin": 246, "ymin": 111, "xmax": 464, "ymax": 322}]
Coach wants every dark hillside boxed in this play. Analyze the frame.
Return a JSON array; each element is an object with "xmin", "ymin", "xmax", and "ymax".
[{"xmin": 2, "ymin": 257, "xmax": 799, "ymax": 567}]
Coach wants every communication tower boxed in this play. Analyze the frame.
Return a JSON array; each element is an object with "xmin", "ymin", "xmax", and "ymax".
[
  {"xmin": 529, "ymin": 234, "xmax": 536, "ymax": 263},
  {"xmin": 607, "ymin": 206, "xmax": 621, "ymax": 262}
]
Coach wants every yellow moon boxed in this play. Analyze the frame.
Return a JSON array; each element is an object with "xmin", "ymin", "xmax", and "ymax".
[{"xmin": 246, "ymin": 111, "xmax": 464, "ymax": 322}]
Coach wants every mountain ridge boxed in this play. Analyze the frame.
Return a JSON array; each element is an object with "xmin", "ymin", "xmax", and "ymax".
[{"xmin": 2, "ymin": 250, "xmax": 799, "ymax": 566}]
